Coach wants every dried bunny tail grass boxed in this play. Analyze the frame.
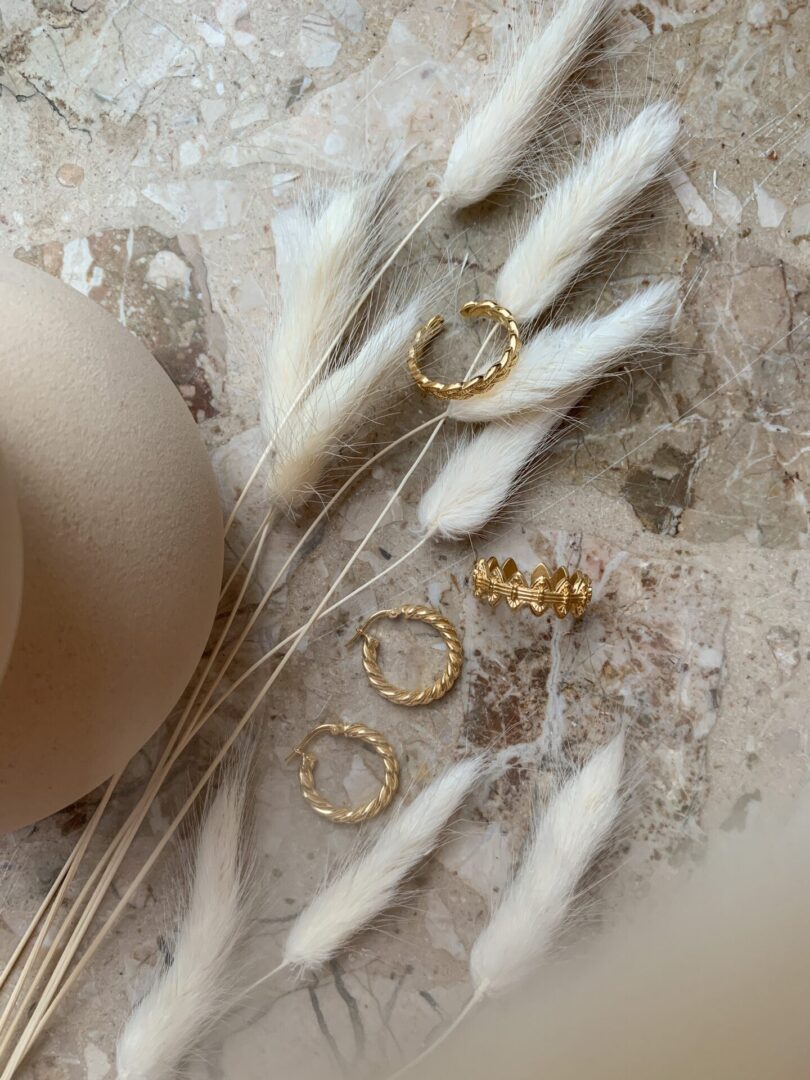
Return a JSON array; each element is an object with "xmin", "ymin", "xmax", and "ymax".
[
  {"xmin": 448, "ymin": 280, "xmax": 678, "ymax": 422},
  {"xmin": 282, "ymin": 757, "xmax": 487, "ymax": 973},
  {"xmin": 116, "ymin": 751, "xmax": 258, "ymax": 1080},
  {"xmin": 259, "ymin": 171, "xmax": 397, "ymax": 442},
  {"xmin": 496, "ymin": 101, "xmax": 680, "ymax": 320},
  {"xmin": 418, "ymin": 414, "xmax": 558, "ymax": 540},
  {"xmin": 268, "ymin": 275, "xmax": 447, "ymax": 510},
  {"xmin": 470, "ymin": 733, "xmax": 625, "ymax": 997},
  {"xmin": 440, "ymin": 0, "xmax": 620, "ymax": 208}
]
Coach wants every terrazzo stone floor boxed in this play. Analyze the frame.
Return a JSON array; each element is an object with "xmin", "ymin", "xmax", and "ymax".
[{"xmin": 1, "ymin": 1, "xmax": 809, "ymax": 1076}]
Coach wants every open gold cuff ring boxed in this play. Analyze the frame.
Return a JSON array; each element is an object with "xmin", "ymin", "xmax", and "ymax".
[{"xmin": 407, "ymin": 299, "xmax": 521, "ymax": 401}]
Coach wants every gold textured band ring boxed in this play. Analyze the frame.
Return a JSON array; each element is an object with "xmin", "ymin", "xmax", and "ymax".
[
  {"xmin": 287, "ymin": 722, "xmax": 399, "ymax": 825},
  {"xmin": 473, "ymin": 557, "xmax": 593, "ymax": 619},
  {"xmin": 407, "ymin": 299, "xmax": 521, "ymax": 400},
  {"xmin": 352, "ymin": 604, "xmax": 463, "ymax": 707}
]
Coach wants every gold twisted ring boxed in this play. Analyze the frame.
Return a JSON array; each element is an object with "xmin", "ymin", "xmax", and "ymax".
[
  {"xmin": 352, "ymin": 604, "xmax": 463, "ymax": 707},
  {"xmin": 407, "ymin": 299, "xmax": 521, "ymax": 400},
  {"xmin": 287, "ymin": 722, "xmax": 399, "ymax": 825}
]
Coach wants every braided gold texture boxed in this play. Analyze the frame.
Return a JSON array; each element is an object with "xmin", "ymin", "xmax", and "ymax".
[
  {"xmin": 407, "ymin": 299, "xmax": 521, "ymax": 401},
  {"xmin": 290, "ymin": 722, "xmax": 399, "ymax": 825},
  {"xmin": 354, "ymin": 604, "xmax": 463, "ymax": 707},
  {"xmin": 473, "ymin": 557, "xmax": 593, "ymax": 619}
]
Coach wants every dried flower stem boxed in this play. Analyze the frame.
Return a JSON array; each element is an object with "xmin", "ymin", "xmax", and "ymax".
[
  {"xmin": 9, "ymin": 314, "xmax": 498, "ymax": 1069},
  {"xmin": 158, "ymin": 333, "xmax": 498, "ymax": 748},
  {"xmin": 389, "ymin": 990, "xmax": 486, "ymax": 1080},
  {"xmin": 0, "ymin": 854, "xmax": 77, "ymax": 996},
  {"xmin": 219, "ymin": 507, "xmax": 278, "ymax": 600},
  {"xmin": 0, "ymin": 772, "xmax": 120, "ymax": 1038},
  {"xmin": 0, "ymin": 414, "xmax": 447, "ymax": 1076}
]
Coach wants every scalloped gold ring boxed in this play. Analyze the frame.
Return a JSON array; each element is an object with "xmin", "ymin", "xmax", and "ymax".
[
  {"xmin": 407, "ymin": 299, "xmax": 521, "ymax": 400},
  {"xmin": 473, "ymin": 557, "xmax": 593, "ymax": 619}
]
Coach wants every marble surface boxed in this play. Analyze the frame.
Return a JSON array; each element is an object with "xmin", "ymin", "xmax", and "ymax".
[{"xmin": 1, "ymin": 0, "xmax": 809, "ymax": 1076}]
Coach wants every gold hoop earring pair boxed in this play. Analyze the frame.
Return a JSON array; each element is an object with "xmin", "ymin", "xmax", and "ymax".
[{"xmin": 289, "ymin": 604, "xmax": 464, "ymax": 826}]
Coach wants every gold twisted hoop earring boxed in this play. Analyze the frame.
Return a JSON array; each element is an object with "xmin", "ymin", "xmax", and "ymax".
[
  {"xmin": 407, "ymin": 299, "xmax": 521, "ymax": 400},
  {"xmin": 287, "ymin": 722, "xmax": 399, "ymax": 825},
  {"xmin": 352, "ymin": 604, "xmax": 463, "ymax": 707}
]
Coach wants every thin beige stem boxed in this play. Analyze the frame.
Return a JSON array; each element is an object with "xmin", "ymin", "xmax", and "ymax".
[
  {"xmin": 223, "ymin": 408, "xmax": 425, "ymax": 607},
  {"xmin": 220, "ymin": 506, "xmax": 276, "ymax": 600},
  {"xmin": 0, "ymin": 858, "xmax": 75, "ymax": 996},
  {"xmin": 388, "ymin": 985, "xmax": 486, "ymax": 1079},
  {"xmin": 242, "ymin": 960, "xmax": 288, "ymax": 997},
  {"xmin": 187, "ymin": 530, "xmax": 433, "ymax": 735},
  {"xmin": 2, "ymin": 416, "xmax": 445, "ymax": 1077},
  {"xmin": 222, "ymin": 193, "xmax": 444, "ymax": 536},
  {"xmin": 178, "ymin": 328, "xmax": 499, "ymax": 734},
  {"xmin": 145, "ymin": 520, "xmax": 272, "ymax": 763},
  {"xmin": 0, "ymin": 773, "xmax": 120, "ymax": 1056},
  {"xmin": 172, "ymin": 522, "xmax": 272, "ymax": 754},
  {"xmin": 50, "ymin": 421, "xmax": 442, "ymax": 997},
  {"xmin": 0, "ymin": 773, "xmax": 119, "ymax": 1012}
]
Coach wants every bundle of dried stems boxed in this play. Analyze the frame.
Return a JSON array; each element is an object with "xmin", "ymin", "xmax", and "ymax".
[{"xmin": 0, "ymin": 1, "xmax": 686, "ymax": 1075}]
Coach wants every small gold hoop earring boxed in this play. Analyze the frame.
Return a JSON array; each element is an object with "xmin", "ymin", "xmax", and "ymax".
[
  {"xmin": 351, "ymin": 604, "xmax": 463, "ymax": 707},
  {"xmin": 287, "ymin": 722, "xmax": 399, "ymax": 825},
  {"xmin": 408, "ymin": 299, "xmax": 521, "ymax": 400}
]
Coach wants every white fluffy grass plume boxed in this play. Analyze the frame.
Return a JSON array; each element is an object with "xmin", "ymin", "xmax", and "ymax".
[
  {"xmin": 470, "ymin": 734, "xmax": 625, "ymax": 996},
  {"xmin": 269, "ymin": 283, "xmax": 443, "ymax": 509},
  {"xmin": 441, "ymin": 0, "xmax": 619, "ymax": 208},
  {"xmin": 116, "ymin": 760, "xmax": 257, "ymax": 1080},
  {"xmin": 418, "ymin": 416, "xmax": 558, "ymax": 540},
  {"xmin": 497, "ymin": 102, "xmax": 681, "ymax": 320},
  {"xmin": 283, "ymin": 757, "xmax": 487, "ymax": 972},
  {"xmin": 448, "ymin": 281, "xmax": 677, "ymax": 422},
  {"xmin": 259, "ymin": 174, "xmax": 395, "ymax": 443}
]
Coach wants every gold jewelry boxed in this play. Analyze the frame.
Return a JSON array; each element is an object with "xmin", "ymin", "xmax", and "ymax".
[
  {"xmin": 287, "ymin": 722, "xmax": 399, "ymax": 825},
  {"xmin": 408, "ymin": 299, "xmax": 521, "ymax": 400},
  {"xmin": 352, "ymin": 604, "xmax": 463, "ymax": 706},
  {"xmin": 473, "ymin": 557, "xmax": 593, "ymax": 619}
]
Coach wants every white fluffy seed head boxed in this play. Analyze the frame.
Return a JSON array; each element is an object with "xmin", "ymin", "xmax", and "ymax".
[
  {"xmin": 283, "ymin": 757, "xmax": 487, "ymax": 972},
  {"xmin": 268, "ymin": 285, "xmax": 440, "ymax": 509},
  {"xmin": 116, "ymin": 757, "xmax": 257, "ymax": 1080},
  {"xmin": 418, "ymin": 417, "xmax": 555, "ymax": 540},
  {"xmin": 441, "ymin": 0, "xmax": 620, "ymax": 208},
  {"xmin": 260, "ymin": 173, "xmax": 396, "ymax": 443},
  {"xmin": 448, "ymin": 280, "xmax": 678, "ymax": 423},
  {"xmin": 470, "ymin": 734, "xmax": 625, "ymax": 996},
  {"xmin": 497, "ymin": 101, "xmax": 681, "ymax": 321}
]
